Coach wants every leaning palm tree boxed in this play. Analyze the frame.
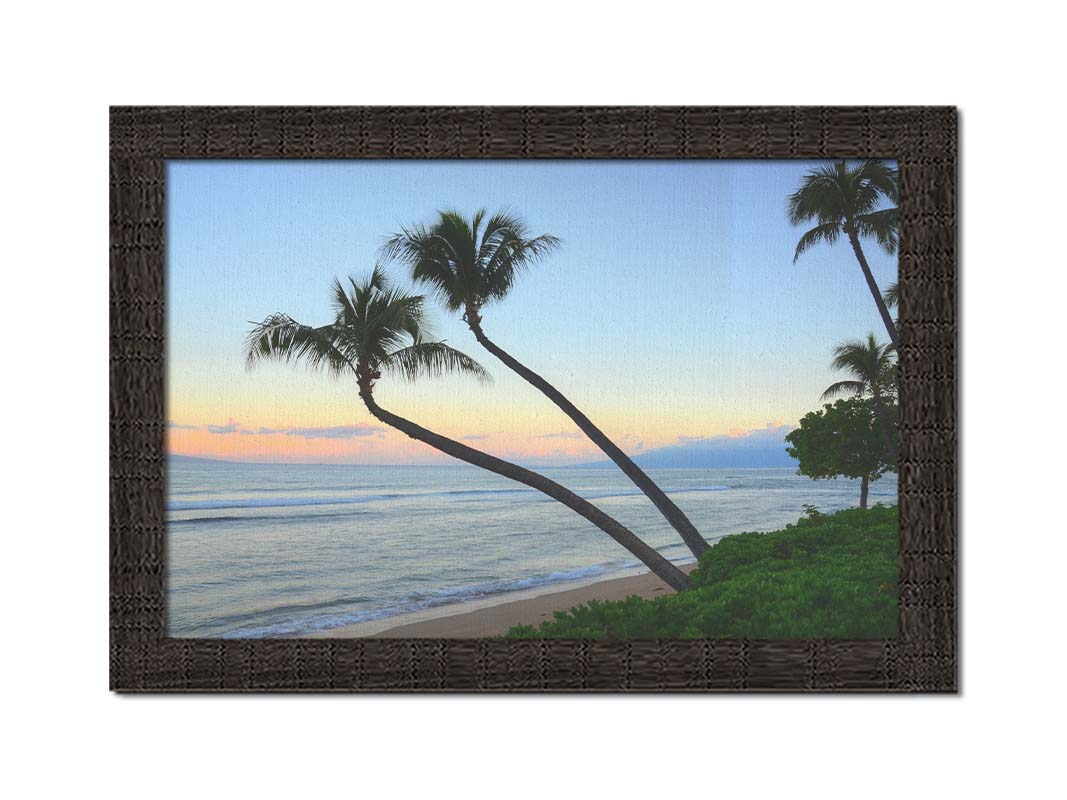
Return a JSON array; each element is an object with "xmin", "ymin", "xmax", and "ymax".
[
  {"xmin": 821, "ymin": 333, "xmax": 898, "ymax": 460},
  {"xmin": 382, "ymin": 210, "xmax": 711, "ymax": 559},
  {"xmin": 788, "ymin": 160, "xmax": 900, "ymax": 348},
  {"xmin": 245, "ymin": 267, "xmax": 690, "ymax": 591}
]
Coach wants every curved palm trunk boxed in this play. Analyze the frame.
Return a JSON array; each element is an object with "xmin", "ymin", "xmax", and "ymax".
[
  {"xmin": 466, "ymin": 318, "xmax": 711, "ymax": 559},
  {"xmin": 846, "ymin": 229, "xmax": 899, "ymax": 349},
  {"xmin": 859, "ymin": 474, "xmax": 869, "ymax": 510},
  {"xmin": 359, "ymin": 386, "xmax": 691, "ymax": 592}
]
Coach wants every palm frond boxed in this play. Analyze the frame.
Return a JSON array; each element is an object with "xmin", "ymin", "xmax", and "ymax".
[
  {"xmin": 331, "ymin": 277, "xmax": 360, "ymax": 325},
  {"xmin": 787, "ymin": 166, "xmax": 846, "ymax": 225},
  {"xmin": 820, "ymin": 380, "xmax": 866, "ymax": 400},
  {"xmin": 481, "ymin": 231, "xmax": 561, "ymax": 301},
  {"xmin": 824, "ymin": 332, "xmax": 896, "ymax": 399},
  {"xmin": 854, "ymin": 207, "xmax": 899, "ymax": 255},
  {"xmin": 856, "ymin": 159, "xmax": 899, "ymax": 205},
  {"xmin": 381, "ymin": 225, "xmax": 468, "ymax": 311},
  {"xmin": 477, "ymin": 209, "xmax": 526, "ymax": 259},
  {"xmin": 245, "ymin": 314, "xmax": 354, "ymax": 376},
  {"xmin": 470, "ymin": 208, "xmax": 487, "ymax": 248},
  {"xmin": 354, "ymin": 281, "xmax": 430, "ymax": 366},
  {"xmin": 435, "ymin": 210, "xmax": 480, "ymax": 268},
  {"xmin": 380, "ymin": 341, "xmax": 492, "ymax": 384},
  {"xmin": 793, "ymin": 220, "xmax": 842, "ymax": 262},
  {"xmin": 883, "ymin": 281, "xmax": 899, "ymax": 309}
]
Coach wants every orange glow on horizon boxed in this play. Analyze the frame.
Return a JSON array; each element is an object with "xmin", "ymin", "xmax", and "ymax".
[{"xmin": 166, "ymin": 424, "xmax": 622, "ymax": 465}]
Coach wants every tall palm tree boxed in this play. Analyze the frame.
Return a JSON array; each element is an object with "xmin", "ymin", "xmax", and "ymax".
[
  {"xmin": 245, "ymin": 268, "xmax": 691, "ymax": 591},
  {"xmin": 788, "ymin": 160, "xmax": 900, "ymax": 348},
  {"xmin": 821, "ymin": 333, "xmax": 898, "ymax": 461},
  {"xmin": 382, "ymin": 210, "xmax": 712, "ymax": 559}
]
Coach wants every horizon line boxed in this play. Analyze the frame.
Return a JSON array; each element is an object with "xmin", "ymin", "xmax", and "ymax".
[{"xmin": 167, "ymin": 453, "xmax": 797, "ymax": 470}]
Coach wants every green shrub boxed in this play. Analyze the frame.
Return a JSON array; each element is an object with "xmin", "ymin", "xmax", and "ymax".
[{"xmin": 507, "ymin": 505, "xmax": 898, "ymax": 639}]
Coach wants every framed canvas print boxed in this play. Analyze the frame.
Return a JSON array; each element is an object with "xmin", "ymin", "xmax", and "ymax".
[{"xmin": 110, "ymin": 106, "xmax": 957, "ymax": 692}]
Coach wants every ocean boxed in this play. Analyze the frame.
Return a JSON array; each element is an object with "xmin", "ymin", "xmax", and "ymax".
[{"xmin": 166, "ymin": 460, "xmax": 897, "ymax": 637}]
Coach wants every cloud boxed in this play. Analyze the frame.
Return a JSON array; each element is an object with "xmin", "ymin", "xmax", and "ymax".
[
  {"xmin": 171, "ymin": 419, "xmax": 385, "ymax": 439},
  {"xmin": 537, "ymin": 431, "xmax": 584, "ymax": 440},
  {"xmin": 284, "ymin": 424, "xmax": 385, "ymax": 440},
  {"xmin": 462, "ymin": 434, "xmax": 490, "ymax": 441},
  {"xmin": 207, "ymin": 419, "xmax": 241, "ymax": 435},
  {"xmin": 691, "ymin": 423, "xmax": 791, "ymax": 445},
  {"xmin": 674, "ymin": 423, "xmax": 793, "ymax": 448}
]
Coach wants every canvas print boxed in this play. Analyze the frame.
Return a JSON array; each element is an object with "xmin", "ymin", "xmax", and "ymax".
[{"xmin": 165, "ymin": 159, "xmax": 900, "ymax": 640}]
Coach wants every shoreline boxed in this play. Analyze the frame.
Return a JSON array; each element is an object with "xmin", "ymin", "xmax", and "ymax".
[{"xmin": 305, "ymin": 562, "xmax": 698, "ymax": 638}]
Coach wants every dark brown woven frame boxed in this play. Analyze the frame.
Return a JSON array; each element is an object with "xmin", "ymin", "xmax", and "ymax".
[{"xmin": 110, "ymin": 107, "xmax": 957, "ymax": 692}]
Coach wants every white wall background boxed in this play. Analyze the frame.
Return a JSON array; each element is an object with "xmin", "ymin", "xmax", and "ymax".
[{"xmin": 2, "ymin": 2, "xmax": 1063, "ymax": 797}]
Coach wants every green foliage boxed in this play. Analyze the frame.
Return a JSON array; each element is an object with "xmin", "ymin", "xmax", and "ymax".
[
  {"xmin": 785, "ymin": 397, "xmax": 894, "ymax": 483},
  {"xmin": 506, "ymin": 505, "xmax": 898, "ymax": 639}
]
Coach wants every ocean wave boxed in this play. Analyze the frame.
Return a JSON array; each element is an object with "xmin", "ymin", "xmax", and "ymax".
[
  {"xmin": 168, "ymin": 493, "xmax": 409, "ymax": 511},
  {"xmin": 578, "ymin": 485, "xmax": 730, "ymax": 502},
  {"xmin": 167, "ymin": 484, "xmax": 732, "ymax": 513},
  {"xmin": 219, "ymin": 562, "xmax": 619, "ymax": 638},
  {"xmin": 167, "ymin": 482, "xmax": 406, "ymax": 498},
  {"xmin": 168, "ymin": 510, "xmax": 370, "ymax": 526},
  {"xmin": 215, "ymin": 538, "xmax": 707, "ymax": 639}
]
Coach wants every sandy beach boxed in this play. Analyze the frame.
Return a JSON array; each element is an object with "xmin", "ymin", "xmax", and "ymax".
[{"xmin": 308, "ymin": 563, "xmax": 698, "ymax": 638}]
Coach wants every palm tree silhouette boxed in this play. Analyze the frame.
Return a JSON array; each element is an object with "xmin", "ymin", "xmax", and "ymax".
[
  {"xmin": 788, "ymin": 160, "xmax": 900, "ymax": 347},
  {"xmin": 821, "ymin": 333, "xmax": 898, "ymax": 461},
  {"xmin": 383, "ymin": 209, "xmax": 711, "ymax": 559},
  {"xmin": 245, "ymin": 267, "xmax": 691, "ymax": 591}
]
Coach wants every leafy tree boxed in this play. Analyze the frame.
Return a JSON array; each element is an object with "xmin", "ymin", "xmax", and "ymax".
[
  {"xmin": 382, "ymin": 209, "xmax": 711, "ymax": 559},
  {"xmin": 788, "ymin": 160, "xmax": 900, "ymax": 347},
  {"xmin": 822, "ymin": 332, "xmax": 898, "ymax": 461},
  {"xmin": 245, "ymin": 268, "xmax": 690, "ymax": 591},
  {"xmin": 785, "ymin": 397, "xmax": 894, "ymax": 509}
]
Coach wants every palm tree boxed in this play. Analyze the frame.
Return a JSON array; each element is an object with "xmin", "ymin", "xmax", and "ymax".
[
  {"xmin": 245, "ymin": 268, "xmax": 691, "ymax": 591},
  {"xmin": 821, "ymin": 333, "xmax": 898, "ymax": 462},
  {"xmin": 382, "ymin": 210, "xmax": 712, "ymax": 559},
  {"xmin": 788, "ymin": 160, "xmax": 900, "ymax": 348}
]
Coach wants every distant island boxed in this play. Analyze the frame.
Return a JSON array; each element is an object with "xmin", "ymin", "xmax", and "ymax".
[
  {"xmin": 583, "ymin": 423, "xmax": 798, "ymax": 469},
  {"xmin": 167, "ymin": 454, "xmax": 240, "ymax": 465}
]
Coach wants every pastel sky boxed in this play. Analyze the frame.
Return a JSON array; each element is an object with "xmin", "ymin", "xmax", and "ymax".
[{"xmin": 166, "ymin": 159, "xmax": 897, "ymax": 465}]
